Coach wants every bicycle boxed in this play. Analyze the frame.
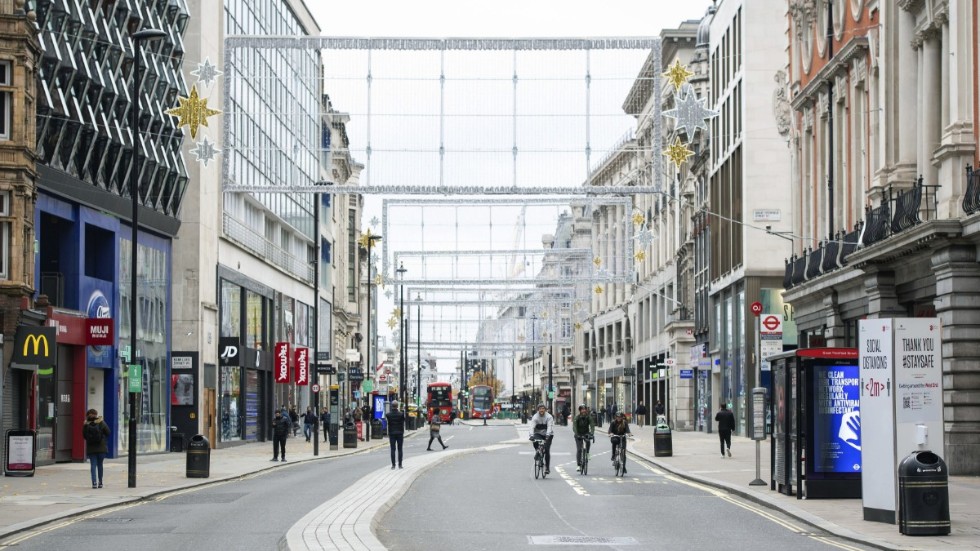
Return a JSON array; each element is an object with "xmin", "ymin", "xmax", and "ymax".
[
  {"xmin": 611, "ymin": 434, "xmax": 631, "ymax": 477},
  {"xmin": 575, "ymin": 434, "xmax": 593, "ymax": 475},
  {"xmin": 530, "ymin": 435, "xmax": 548, "ymax": 479}
]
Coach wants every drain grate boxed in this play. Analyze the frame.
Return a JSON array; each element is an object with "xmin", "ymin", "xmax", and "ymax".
[{"xmin": 528, "ymin": 536, "xmax": 638, "ymax": 546}]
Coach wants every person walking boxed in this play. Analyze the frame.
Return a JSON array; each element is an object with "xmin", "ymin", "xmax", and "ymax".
[
  {"xmin": 303, "ymin": 406, "xmax": 316, "ymax": 442},
  {"xmin": 715, "ymin": 402, "xmax": 736, "ymax": 458},
  {"xmin": 386, "ymin": 402, "xmax": 407, "ymax": 469},
  {"xmin": 271, "ymin": 409, "xmax": 290, "ymax": 462},
  {"xmin": 426, "ymin": 409, "xmax": 448, "ymax": 451},
  {"xmin": 320, "ymin": 408, "xmax": 331, "ymax": 443},
  {"xmin": 288, "ymin": 406, "xmax": 300, "ymax": 437},
  {"xmin": 634, "ymin": 401, "xmax": 648, "ymax": 428},
  {"xmin": 82, "ymin": 409, "xmax": 110, "ymax": 489}
]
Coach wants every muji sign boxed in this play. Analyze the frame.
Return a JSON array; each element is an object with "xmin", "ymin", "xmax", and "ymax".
[
  {"xmin": 274, "ymin": 342, "xmax": 290, "ymax": 383},
  {"xmin": 295, "ymin": 347, "xmax": 309, "ymax": 386}
]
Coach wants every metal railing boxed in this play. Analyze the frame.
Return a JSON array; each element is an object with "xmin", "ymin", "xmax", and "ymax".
[
  {"xmin": 784, "ymin": 224, "xmax": 862, "ymax": 290},
  {"xmin": 222, "ymin": 213, "xmax": 314, "ymax": 281},
  {"xmin": 963, "ymin": 165, "xmax": 980, "ymax": 215}
]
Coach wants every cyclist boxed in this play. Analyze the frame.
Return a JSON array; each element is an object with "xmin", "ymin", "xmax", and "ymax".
[
  {"xmin": 572, "ymin": 404, "xmax": 595, "ymax": 472},
  {"xmin": 528, "ymin": 404, "xmax": 555, "ymax": 475},
  {"xmin": 608, "ymin": 411, "xmax": 632, "ymax": 474}
]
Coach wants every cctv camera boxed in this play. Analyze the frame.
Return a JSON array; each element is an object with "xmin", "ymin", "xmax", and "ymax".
[{"xmin": 765, "ymin": 225, "xmax": 772, "ymax": 231}]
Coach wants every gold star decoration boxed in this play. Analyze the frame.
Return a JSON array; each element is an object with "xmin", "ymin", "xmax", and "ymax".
[
  {"xmin": 386, "ymin": 317, "xmax": 397, "ymax": 329},
  {"xmin": 632, "ymin": 211, "xmax": 646, "ymax": 227},
  {"xmin": 574, "ymin": 322, "xmax": 582, "ymax": 331},
  {"xmin": 634, "ymin": 250, "xmax": 646, "ymax": 262},
  {"xmin": 663, "ymin": 136, "xmax": 694, "ymax": 167},
  {"xmin": 593, "ymin": 256, "xmax": 603, "ymax": 268},
  {"xmin": 594, "ymin": 285, "xmax": 604, "ymax": 295},
  {"xmin": 373, "ymin": 274, "xmax": 383, "ymax": 287},
  {"xmin": 165, "ymin": 84, "xmax": 221, "ymax": 140},
  {"xmin": 393, "ymin": 307, "xmax": 402, "ymax": 319},
  {"xmin": 663, "ymin": 59, "xmax": 694, "ymax": 91},
  {"xmin": 358, "ymin": 231, "xmax": 381, "ymax": 249}
]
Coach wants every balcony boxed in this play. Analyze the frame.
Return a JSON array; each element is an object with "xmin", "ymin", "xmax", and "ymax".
[
  {"xmin": 963, "ymin": 165, "xmax": 980, "ymax": 215},
  {"xmin": 785, "ymin": 176, "xmax": 938, "ymax": 290}
]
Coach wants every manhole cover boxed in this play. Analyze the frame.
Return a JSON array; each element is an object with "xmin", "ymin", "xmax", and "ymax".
[{"xmin": 528, "ymin": 536, "xmax": 638, "ymax": 545}]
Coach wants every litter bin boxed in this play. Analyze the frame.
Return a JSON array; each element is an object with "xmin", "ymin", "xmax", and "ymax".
[
  {"xmin": 371, "ymin": 419, "xmax": 383, "ymax": 440},
  {"xmin": 186, "ymin": 434, "xmax": 210, "ymax": 478},
  {"xmin": 591, "ymin": 411, "xmax": 602, "ymax": 429},
  {"xmin": 343, "ymin": 422, "xmax": 358, "ymax": 449},
  {"xmin": 170, "ymin": 432, "xmax": 185, "ymax": 453},
  {"xmin": 653, "ymin": 421, "xmax": 672, "ymax": 457},
  {"xmin": 898, "ymin": 450, "xmax": 950, "ymax": 535}
]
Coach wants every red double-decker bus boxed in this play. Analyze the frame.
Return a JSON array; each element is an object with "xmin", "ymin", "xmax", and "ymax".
[
  {"xmin": 427, "ymin": 382, "xmax": 453, "ymax": 423},
  {"xmin": 469, "ymin": 385, "xmax": 494, "ymax": 419}
]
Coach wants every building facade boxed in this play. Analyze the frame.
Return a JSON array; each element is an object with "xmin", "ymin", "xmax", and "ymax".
[{"xmin": 784, "ymin": 0, "xmax": 980, "ymax": 474}]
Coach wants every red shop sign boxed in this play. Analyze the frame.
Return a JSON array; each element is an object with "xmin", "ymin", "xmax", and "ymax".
[
  {"xmin": 274, "ymin": 342, "xmax": 290, "ymax": 383},
  {"xmin": 295, "ymin": 347, "xmax": 309, "ymax": 386}
]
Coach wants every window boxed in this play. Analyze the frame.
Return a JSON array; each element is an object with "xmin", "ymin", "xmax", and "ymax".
[
  {"xmin": 0, "ymin": 60, "xmax": 11, "ymax": 140},
  {"xmin": 0, "ymin": 191, "xmax": 9, "ymax": 279}
]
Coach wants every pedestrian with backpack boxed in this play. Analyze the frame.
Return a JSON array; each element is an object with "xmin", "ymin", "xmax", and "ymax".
[{"xmin": 82, "ymin": 409, "xmax": 110, "ymax": 489}]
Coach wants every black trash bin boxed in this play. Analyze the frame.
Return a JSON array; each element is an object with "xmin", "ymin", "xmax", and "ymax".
[
  {"xmin": 371, "ymin": 418, "xmax": 383, "ymax": 440},
  {"xmin": 343, "ymin": 423, "xmax": 358, "ymax": 449},
  {"xmin": 899, "ymin": 450, "xmax": 950, "ymax": 536},
  {"xmin": 186, "ymin": 434, "xmax": 210, "ymax": 478},
  {"xmin": 653, "ymin": 421, "xmax": 672, "ymax": 457},
  {"xmin": 170, "ymin": 432, "xmax": 185, "ymax": 453}
]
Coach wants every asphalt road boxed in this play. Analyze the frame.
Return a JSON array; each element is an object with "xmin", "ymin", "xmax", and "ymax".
[
  {"xmin": 2, "ymin": 423, "xmax": 877, "ymax": 551},
  {"xmin": 377, "ymin": 423, "xmax": 876, "ymax": 551}
]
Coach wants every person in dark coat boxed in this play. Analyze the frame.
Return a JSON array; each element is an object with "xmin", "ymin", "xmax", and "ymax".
[
  {"xmin": 715, "ymin": 402, "xmax": 736, "ymax": 458},
  {"xmin": 634, "ymin": 401, "xmax": 648, "ymax": 428},
  {"xmin": 271, "ymin": 410, "xmax": 291, "ymax": 462},
  {"xmin": 320, "ymin": 409, "xmax": 331, "ymax": 443},
  {"xmin": 303, "ymin": 406, "xmax": 316, "ymax": 442},
  {"xmin": 426, "ymin": 409, "xmax": 448, "ymax": 451},
  {"xmin": 385, "ymin": 402, "xmax": 407, "ymax": 469},
  {"xmin": 82, "ymin": 408, "xmax": 110, "ymax": 488},
  {"xmin": 288, "ymin": 406, "xmax": 300, "ymax": 436}
]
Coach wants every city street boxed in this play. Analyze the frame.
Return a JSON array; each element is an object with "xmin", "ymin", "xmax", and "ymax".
[{"xmin": 3, "ymin": 422, "xmax": 875, "ymax": 551}]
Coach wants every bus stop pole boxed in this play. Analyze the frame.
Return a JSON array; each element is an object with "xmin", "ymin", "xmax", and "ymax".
[{"xmin": 750, "ymin": 314, "xmax": 766, "ymax": 486}]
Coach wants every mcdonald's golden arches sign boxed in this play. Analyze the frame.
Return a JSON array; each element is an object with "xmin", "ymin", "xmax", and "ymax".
[{"xmin": 12, "ymin": 326, "xmax": 57, "ymax": 368}]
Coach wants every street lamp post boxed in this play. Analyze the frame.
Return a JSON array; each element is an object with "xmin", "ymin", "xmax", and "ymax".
[
  {"xmin": 362, "ymin": 229, "xmax": 381, "ymax": 440},
  {"xmin": 128, "ymin": 27, "xmax": 166, "ymax": 490},
  {"xmin": 415, "ymin": 293, "xmax": 422, "ymax": 416},
  {"xmin": 396, "ymin": 262, "xmax": 407, "ymax": 408}
]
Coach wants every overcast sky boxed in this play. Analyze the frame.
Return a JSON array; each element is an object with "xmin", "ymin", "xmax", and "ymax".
[{"xmin": 306, "ymin": 0, "xmax": 717, "ymax": 373}]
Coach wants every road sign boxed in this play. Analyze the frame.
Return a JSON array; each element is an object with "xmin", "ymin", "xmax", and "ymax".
[
  {"xmin": 664, "ymin": 358, "xmax": 675, "ymax": 367},
  {"xmin": 316, "ymin": 363, "xmax": 336, "ymax": 374},
  {"xmin": 127, "ymin": 363, "xmax": 141, "ymax": 393},
  {"xmin": 623, "ymin": 367, "xmax": 636, "ymax": 376},
  {"xmin": 378, "ymin": 374, "xmax": 387, "ymax": 382},
  {"xmin": 762, "ymin": 314, "xmax": 782, "ymax": 333},
  {"xmin": 311, "ymin": 383, "xmax": 321, "ymax": 393},
  {"xmin": 750, "ymin": 301, "xmax": 763, "ymax": 316},
  {"xmin": 680, "ymin": 369, "xmax": 693, "ymax": 379}
]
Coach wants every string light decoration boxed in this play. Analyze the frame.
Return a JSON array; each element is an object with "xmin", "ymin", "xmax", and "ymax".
[
  {"xmin": 662, "ymin": 59, "xmax": 695, "ymax": 91},
  {"xmin": 632, "ymin": 211, "xmax": 646, "ymax": 227},
  {"xmin": 664, "ymin": 83, "xmax": 719, "ymax": 136},
  {"xmin": 664, "ymin": 136, "xmax": 695, "ymax": 168}
]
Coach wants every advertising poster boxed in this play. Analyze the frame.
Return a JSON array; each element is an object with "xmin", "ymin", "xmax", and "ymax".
[
  {"xmin": 812, "ymin": 364, "xmax": 861, "ymax": 473},
  {"xmin": 5, "ymin": 432, "xmax": 35, "ymax": 472},
  {"xmin": 859, "ymin": 319, "xmax": 896, "ymax": 519}
]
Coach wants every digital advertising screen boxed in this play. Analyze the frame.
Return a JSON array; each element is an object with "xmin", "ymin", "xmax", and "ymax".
[{"xmin": 812, "ymin": 364, "xmax": 861, "ymax": 474}]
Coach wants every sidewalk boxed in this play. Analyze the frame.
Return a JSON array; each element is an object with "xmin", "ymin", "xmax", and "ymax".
[
  {"xmin": 616, "ymin": 426, "xmax": 980, "ymax": 551},
  {"xmin": 0, "ymin": 433, "xmax": 392, "ymax": 541}
]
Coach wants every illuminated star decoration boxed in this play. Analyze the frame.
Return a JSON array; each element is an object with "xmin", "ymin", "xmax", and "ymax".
[
  {"xmin": 190, "ymin": 57, "xmax": 223, "ymax": 88},
  {"xmin": 634, "ymin": 250, "xmax": 646, "ymax": 262},
  {"xmin": 663, "ymin": 59, "xmax": 694, "ymax": 91},
  {"xmin": 373, "ymin": 274, "xmax": 383, "ymax": 287},
  {"xmin": 574, "ymin": 322, "xmax": 583, "ymax": 331},
  {"xmin": 594, "ymin": 285, "xmax": 605, "ymax": 295},
  {"xmin": 165, "ymin": 84, "xmax": 221, "ymax": 140},
  {"xmin": 370, "ymin": 216, "xmax": 380, "ymax": 227},
  {"xmin": 386, "ymin": 317, "xmax": 397, "ymax": 330},
  {"xmin": 664, "ymin": 84, "xmax": 719, "ymax": 136},
  {"xmin": 384, "ymin": 289, "xmax": 393, "ymax": 300},
  {"xmin": 393, "ymin": 307, "xmax": 402, "ymax": 319},
  {"xmin": 634, "ymin": 228, "xmax": 656, "ymax": 249},
  {"xmin": 632, "ymin": 211, "xmax": 646, "ymax": 227},
  {"xmin": 593, "ymin": 256, "xmax": 603, "ymax": 268},
  {"xmin": 664, "ymin": 136, "xmax": 694, "ymax": 167},
  {"xmin": 191, "ymin": 136, "xmax": 220, "ymax": 167}
]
